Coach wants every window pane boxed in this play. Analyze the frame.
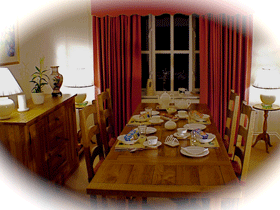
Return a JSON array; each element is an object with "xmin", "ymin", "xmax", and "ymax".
[
  {"xmin": 155, "ymin": 14, "xmax": 170, "ymax": 50},
  {"xmin": 174, "ymin": 14, "xmax": 189, "ymax": 50},
  {"xmin": 174, "ymin": 54, "xmax": 189, "ymax": 91},
  {"xmin": 156, "ymin": 54, "xmax": 170, "ymax": 91},
  {"xmin": 141, "ymin": 16, "xmax": 149, "ymax": 51},
  {"xmin": 142, "ymin": 54, "xmax": 149, "ymax": 88},
  {"xmin": 195, "ymin": 53, "xmax": 200, "ymax": 89},
  {"xmin": 193, "ymin": 14, "xmax": 200, "ymax": 51}
]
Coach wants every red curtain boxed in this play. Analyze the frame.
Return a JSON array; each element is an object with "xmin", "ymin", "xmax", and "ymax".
[
  {"xmin": 92, "ymin": 15, "xmax": 142, "ymax": 135},
  {"xmin": 199, "ymin": 14, "xmax": 253, "ymax": 136}
]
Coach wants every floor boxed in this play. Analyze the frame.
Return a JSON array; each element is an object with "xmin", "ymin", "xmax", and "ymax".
[{"xmin": 63, "ymin": 135, "xmax": 280, "ymax": 209}]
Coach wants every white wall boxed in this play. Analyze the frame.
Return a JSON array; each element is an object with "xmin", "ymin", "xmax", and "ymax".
[
  {"xmin": 1, "ymin": 0, "xmax": 95, "ymax": 103},
  {"xmin": 249, "ymin": 4, "xmax": 280, "ymax": 137}
]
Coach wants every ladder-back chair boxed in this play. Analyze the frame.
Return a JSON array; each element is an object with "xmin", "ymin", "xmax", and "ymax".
[{"xmin": 79, "ymin": 100, "xmax": 105, "ymax": 182}]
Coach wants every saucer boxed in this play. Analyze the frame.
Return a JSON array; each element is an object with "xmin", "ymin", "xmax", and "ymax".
[
  {"xmin": 149, "ymin": 119, "xmax": 164, "ymax": 124},
  {"xmin": 183, "ymin": 124, "xmax": 206, "ymax": 130},
  {"xmin": 175, "ymin": 114, "xmax": 188, "ymax": 119},
  {"xmin": 143, "ymin": 141, "xmax": 162, "ymax": 148},
  {"xmin": 152, "ymin": 111, "xmax": 160, "ymax": 115},
  {"xmin": 134, "ymin": 127, "xmax": 157, "ymax": 135},
  {"xmin": 173, "ymin": 132, "xmax": 190, "ymax": 139},
  {"xmin": 132, "ymin": 115, "xmax": 148, "ymax": 122}
]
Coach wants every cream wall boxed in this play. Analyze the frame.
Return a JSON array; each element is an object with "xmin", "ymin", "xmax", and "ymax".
[
  {"xmin": 2, "ymin": 0, "xmax": 95, "ymax": 104},
  {"xmin": 249, "ymin": 8, "xmax": 280, "ymax": 139}
]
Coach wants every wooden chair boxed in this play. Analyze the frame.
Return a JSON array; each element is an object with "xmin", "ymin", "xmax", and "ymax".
[
  {"xmin": 97, "ymin": 88, "xmax": 116, "ymax": 156},
  {"xmin": 79, "ymin": 100, "xmax": 105, "ymax": 183},
  {"xmin": 231, "ymin": 101, "xmax": 256, "ymax": 183},
  {"xmin": 223, "ymin": 90, "xmax": 240, "ymax": 158}
]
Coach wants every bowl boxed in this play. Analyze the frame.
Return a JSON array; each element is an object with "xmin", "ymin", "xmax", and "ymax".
[{"xmin": 166, "ymin": 107, "xmax": 177, "ymax": 114}]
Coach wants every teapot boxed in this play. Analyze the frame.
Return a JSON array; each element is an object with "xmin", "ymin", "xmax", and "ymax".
[
  {"xmin": 158, "ymin": 92, "xmax": 172, "ymax": 109},
  {"xmin": 175, "ymin": 99, "xmax": 191, "ymax": 110}
]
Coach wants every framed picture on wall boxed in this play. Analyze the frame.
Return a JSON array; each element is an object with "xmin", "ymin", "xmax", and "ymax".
[{"xmin": 0, "ymin": 18, "xmax": 20, "ymax": 66}]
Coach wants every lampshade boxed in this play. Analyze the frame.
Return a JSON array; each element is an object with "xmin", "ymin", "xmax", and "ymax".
[
  {"xmin": 253, "ymin": 68, "xmax": 280, "ymax": 89},
  {"xmin": 64, "ymin": 68, "xmax": 94, "ymax": 104},
  {"xmin": 0, "ymin": 68, "xmax": 23, "ymax": 119},
  {"xmin": 253, "ymin": 68, "xmax": 280, "ymax": 108}
]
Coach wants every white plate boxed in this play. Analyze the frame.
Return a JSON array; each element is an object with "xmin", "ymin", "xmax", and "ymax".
[
  {"xmin": 203, "ymin": 114, "xmax": 210, "ymax": 119},
  {"xmin": 183, "ymin": 124, "xmax": 206, "ymax": 130},
  {"xmin": 181, "ymin": 146, "xmax": 208, "ymax": 155},
  {"xmin": 133, "ymin": 115, "xmax": 149, "ymax": 122},
  {"xmin": 175, "ymin": 114, "xmax": 188, "ymax": 119},
  {"xmin": 117, "ymin": 135, "xmax": 139, "ymax": 145},
  {"xmin": 174, "ymin": 132, "xmax": 190, "ymax": 139},
  {"xmin": 134, "ymin": 127, "xmax": 157, "ymax": 135},
  {"xmin": 152, "ymin": 111, "xmax": 160, "ymax": 115},
  {"xmin": 180, "ymin": 148, "xmax": 209, "ymax": 157},
  {"xmin": 198, "ymin": 133, "xmax": 216, "ymax": 143},
  {"xmin": 143, "ymin": 141, "xmax": 162, "ymax": 148},
  {"xmin": 149, "ymin": 119, "xmax": 164, "ymax": 124}
]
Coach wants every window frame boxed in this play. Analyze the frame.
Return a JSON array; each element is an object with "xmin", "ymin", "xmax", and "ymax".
[{"xmin": 141, "ymin": 14, "xmax": 200, "ymax": 95}]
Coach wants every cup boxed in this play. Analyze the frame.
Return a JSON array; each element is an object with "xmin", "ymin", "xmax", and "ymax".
[
  {"xmin": 151, "ymin": 115, "xmax": 161, "ymax": 123},
  {"xmin": 145, "ymin": 107, "xmax": 153, "ymax": 118},
  {"xmin": 147, "ymin": 136, "xmax": 158, "ymax": 146},
  {"xmin": 138, "ymin": 125, "xmax": 147, "ymax": 136},
  {"xmin": 178, "ymin": 88, "xmax": 186, "ymax": 95},
  {"xmin": 177, "ymin": 128, "xmax": 187, "ymax": 136},
  {"xmin": 178, "ymin": 110, "xmax": 187, "ymax": 118}
]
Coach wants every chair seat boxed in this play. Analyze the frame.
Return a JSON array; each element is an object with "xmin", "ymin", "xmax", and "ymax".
[{"xmin": 231, "ymin": 160, "xmax": 241, "ymax": 179}]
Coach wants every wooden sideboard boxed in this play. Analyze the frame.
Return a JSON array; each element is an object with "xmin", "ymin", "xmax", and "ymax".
[{"xmin": 0, "ymin": 94, "xmax": 79, "ymax": 185}]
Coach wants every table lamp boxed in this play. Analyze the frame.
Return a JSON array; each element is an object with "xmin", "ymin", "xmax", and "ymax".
[
  {"xmin": 64, "ymin": 68, "xmax": 94, "ymax": 105},
  {"xmin": 0, "ymin": 68, "xmax": 24, "ymax": 119},
  {"xmin": 253, "ymin": 68, "xmax": 280, "ymax": 108}
]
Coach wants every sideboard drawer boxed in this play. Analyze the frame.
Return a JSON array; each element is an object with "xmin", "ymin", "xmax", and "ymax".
[
  {"xmin": 48, "ymin": 144, "xmax": 68, "ymax": 179},
  {"xmin": 48, "ymin": 106, "xmax": 66, "ymax": 131}
]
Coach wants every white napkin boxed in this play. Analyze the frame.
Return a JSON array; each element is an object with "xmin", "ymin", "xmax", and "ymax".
[{"xmin": 181, "ymin": 146, "xmax": 208, "ymax": 155}]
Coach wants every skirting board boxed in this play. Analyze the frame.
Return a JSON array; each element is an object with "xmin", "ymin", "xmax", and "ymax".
[{"xmin": 253, "ymin": 132, "xmax": 280, "ymax": 140}]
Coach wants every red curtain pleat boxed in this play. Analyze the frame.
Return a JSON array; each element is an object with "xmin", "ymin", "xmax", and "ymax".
[
  {"xmin": 93, "ymin": 15, "xmax": 141, "ymax": 135},
  {"xmin": 199, "ymin": 14, "xmax": 253, "ymax": 136}
]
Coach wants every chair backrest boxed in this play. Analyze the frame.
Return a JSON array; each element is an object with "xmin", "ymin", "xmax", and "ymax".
[
  {"xmin": 97, "ymin": 88, "xmax": 115, "ymax": 156},
  {"xmin": 233, "ymin": 101, "xmax": 256, "ymax": 183},
  {"xmin": 224, "ymin": 90, "xmax": 240, "ymax": 158},
  {"xmin": 79, "ymin": 100, "xmax": 104, "ymax": 182}
]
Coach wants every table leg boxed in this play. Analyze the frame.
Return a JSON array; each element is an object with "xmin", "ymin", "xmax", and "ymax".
[{"xmin": 252, "ymin": 110, "xmax": 272, "ymax": 153}]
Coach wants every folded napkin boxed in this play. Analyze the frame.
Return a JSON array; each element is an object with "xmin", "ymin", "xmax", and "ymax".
[
  {"xmin": 124, "ymin": 129, "xmax": 139, "ymax": 141},
  {"xmin": 181, "ymin": 146, "xmax": 208, "ymax": 155}
]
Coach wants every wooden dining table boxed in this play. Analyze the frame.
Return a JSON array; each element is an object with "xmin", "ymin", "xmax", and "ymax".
[{"xmin": 86, "ymin": 103, "xmax": 241, "ymax": 209}]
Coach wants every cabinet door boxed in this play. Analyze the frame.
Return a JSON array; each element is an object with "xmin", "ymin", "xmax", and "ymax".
[{"xmin": 29, "ymin": 118, "xmax": 48, "ymax": 178}]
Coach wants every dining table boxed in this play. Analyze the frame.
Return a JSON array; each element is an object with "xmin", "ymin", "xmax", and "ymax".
[{"xmin": 86, "ymin": 103, "xmax": 241, "ymax": 209}]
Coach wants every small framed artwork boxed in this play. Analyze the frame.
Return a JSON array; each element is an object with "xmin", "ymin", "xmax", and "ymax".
[{"xmin": 0, "ymin": 18, "xmax": 20, "ymax": 66}]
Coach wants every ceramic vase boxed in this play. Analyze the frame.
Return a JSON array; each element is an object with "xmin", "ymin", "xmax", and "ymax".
[{"xmin": 49, "ymin": 66, "xmax": 63, "ymax": 97}]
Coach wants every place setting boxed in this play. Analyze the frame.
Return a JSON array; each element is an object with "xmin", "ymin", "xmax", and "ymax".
[{"xmin": 115, "ymin": 124, "xmax": 161, "ymax": 151}]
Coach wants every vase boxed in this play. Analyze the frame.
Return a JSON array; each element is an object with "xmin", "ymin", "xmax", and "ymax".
[
  {"xmin": 49, "ymin": 66, "xmax": 63, "ymax": 97},
  {"xmin": 31, "ymin": 92, "xmax": 45, "ymax": 105}
]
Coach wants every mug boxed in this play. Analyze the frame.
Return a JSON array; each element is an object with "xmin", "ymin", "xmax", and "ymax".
[
  {"xmin": 178, "ymin": 110, "xmax": 187, "ymax": 118},
  {"xmin": 147, "ymin": 136, "xmax": 158, "ymax": 146},
  {"xmin": 178, "ymin": 88, "xmax": 186, "ymax": 95},
  {"xmin": 151, "ymin": 115, "xmax": 161, "ymax": 122}
]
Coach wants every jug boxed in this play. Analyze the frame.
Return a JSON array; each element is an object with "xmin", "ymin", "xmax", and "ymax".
[{"xmin": 158, "ymin": 92, "xmax": 172, "ymax": 109}]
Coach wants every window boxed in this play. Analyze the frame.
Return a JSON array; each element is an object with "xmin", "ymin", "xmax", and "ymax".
[{"xmin": 141, "ymin": 14, "xmax": 200, "ymax": 94}]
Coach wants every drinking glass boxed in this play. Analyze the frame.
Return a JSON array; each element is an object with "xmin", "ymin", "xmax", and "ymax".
[
  {"xmin": 145, "ymin": 107, "xmax": 153, "ymax": 118},
  {"xmin": 138, "ymin": 124, "xmax": 147, "ymax": 137}
]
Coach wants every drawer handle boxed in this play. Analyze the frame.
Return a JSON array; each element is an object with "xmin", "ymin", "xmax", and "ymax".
[{"xmin": 55, "ymin": 117, "xmax": 60, "ymax": 121}]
